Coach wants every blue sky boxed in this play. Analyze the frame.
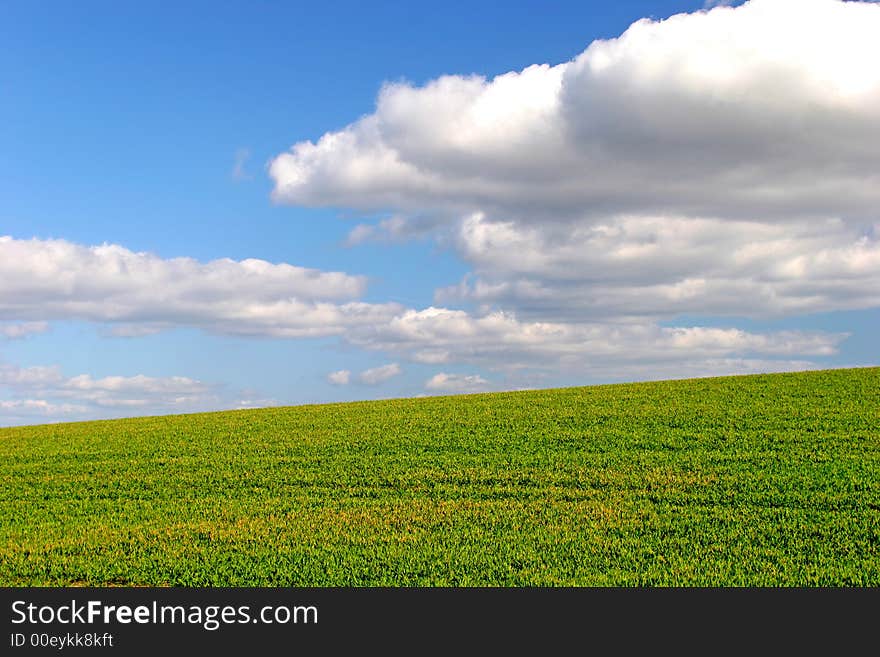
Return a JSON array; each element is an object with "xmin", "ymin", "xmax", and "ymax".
[{"xmin": 1, "ymin": 0, "xmax": 877, "ymax": 425}]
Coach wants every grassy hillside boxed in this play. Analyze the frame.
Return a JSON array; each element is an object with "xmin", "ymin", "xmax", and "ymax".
[{"xmin": 1, "ymin": 367, "xmax": 877, "ymax": 586}]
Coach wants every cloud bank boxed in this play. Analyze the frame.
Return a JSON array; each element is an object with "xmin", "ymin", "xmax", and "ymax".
[
  {"xmin": 0, "ymin": 360, "xmax": 248, "ymax": 426},
  {"xmin": 0, "ymin": 236, "xmax": 400, "ymax": 338},
  {"xmin": 348, "ymin": 307, "xmax": 846, "ymax": 373},
  {"xmin": 438, "ymin": 213, "xmax": 880, "ymax": 320}
]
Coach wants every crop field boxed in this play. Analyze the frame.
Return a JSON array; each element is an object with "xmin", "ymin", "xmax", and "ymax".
[{"xmin": 1, "ymin": 367, "xmax": 877, "ymax": 586}]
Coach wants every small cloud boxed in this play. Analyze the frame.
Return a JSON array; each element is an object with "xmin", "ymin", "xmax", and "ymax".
[
  {"xmin": 231, "ymin": 148, "xmax": 252, "ymax": 181},
  {"xmin": 343, "ymin": 215, "xmax": 442, "ymax": 247},
  {"xmin": 344, "ymin": 224, "xmax": 375, "ymax": 247},
  {"xmin": 425, "ymin": 372, "xmax": 489, "ymax": 393},
  {"xmin": 412, "ymin": 350, "xmax": 450, "ymax": 364},
  {"xmin": 235, "ymin": 397, "xmax": 281, "ymax": 409},
  {"xmin": 327, "ymin": 369, "xmax": 351, "ymax": 385},
  {"xmin": 104, "ymin": 324, "xmax": 165, "ymax": 338},
  {"xmin": 377, "ymin": 216, "xmax": 409, "ymax": 239},
  {"xmin": 0, "ymin": 321, "xmax": 49, "ymax": 340},
  {"xmin": 358, "ymin": 363, "xmax": 401, "ymax": 385}
]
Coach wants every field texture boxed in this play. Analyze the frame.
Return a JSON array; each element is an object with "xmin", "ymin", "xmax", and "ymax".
[{"xmin": 1, "ymin": 367, "xmax": 878, "ymax": 586}]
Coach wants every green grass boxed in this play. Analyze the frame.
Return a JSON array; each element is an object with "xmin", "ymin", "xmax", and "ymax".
[{"xmin": 1, "ymin": 367, "xmax": 878, "ymax": 586}]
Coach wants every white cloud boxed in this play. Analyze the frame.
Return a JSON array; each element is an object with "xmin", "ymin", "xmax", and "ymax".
[
  {"xmin": 327, "ymin": 369, "xmax": 351, "ymax": 385},
  {"xmin": 0, "ymin": 321, "xmax": 49, "ymax": 339},
  {"xmin": 358, "ymin": 362, "xmax": 402, "ymax": 385},
  {"xmin": 1, "ymin": 361, "xmax": 215, "ymax": 409},
  {"xmin": 344, "ymin": 216, "xmax": 442, "ymax": 246},
  {"xmin": 438, "ymin": 213, "xmax": 880, "ymax": 320},
  {"xmin": 0, "ymin": 236, "xmax": 401, "ymax": 338},
  {"xmin": 234, "ymin": 397, "xmax": 281, "ymax": 409},
  {"xmin": 425, "ymin": 372, "xmax": 489, "ymax": 393},
  {"xmin": 0, "ymin": 363, "xmax": 64, "ymax": 387},
  {"xmin": 343, "ymin": 224, "xmax": 376, "ymax": 247},
  {"xmin": 350, "ymin": 306, "xmax": 846, "ymax": 372},
  {"xmin": 270, "ymin": 0, "xmax": 880, "ymax": 227},
  {"xmin": 58, "ymin": 374, "xmax": 212, "ymax": 408},
  {"xmin": 0, "ymin": 360, "xmax": 273, "ymax": 426}
]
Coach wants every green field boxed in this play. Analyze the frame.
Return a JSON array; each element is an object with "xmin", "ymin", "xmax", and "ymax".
[{"xmin": 1, "ymin": 367, "xmax": 877, "ymax": 586}]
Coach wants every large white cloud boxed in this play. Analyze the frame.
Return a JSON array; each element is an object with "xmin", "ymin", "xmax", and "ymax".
[
  {"xmin": 270, "ymin": 0, "xmax": 880, "ymax": 225},
  {"xmin": 0, "ymin": 236, "xmax": 400, "ymax": 338},
  {"xmin": 268, "ymin": 0, "xmax": 880, "ymax": 329},
  {"xmin": 0, "ymin": 362, "xmax": 210, "ymax": 406}
]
